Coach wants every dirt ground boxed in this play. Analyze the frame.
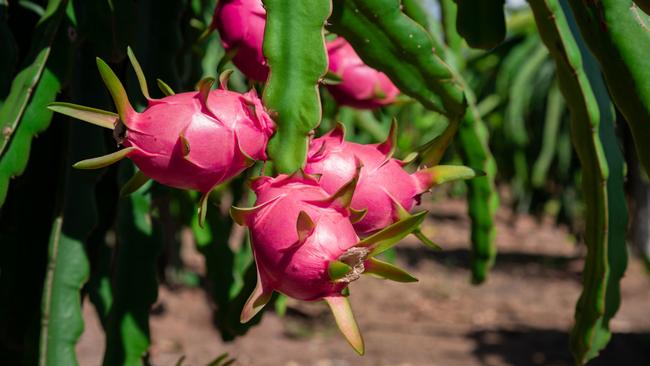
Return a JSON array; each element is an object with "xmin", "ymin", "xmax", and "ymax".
[{"xmin": 77, "ymin": 199, "xmax": 650, "ymax": 366}]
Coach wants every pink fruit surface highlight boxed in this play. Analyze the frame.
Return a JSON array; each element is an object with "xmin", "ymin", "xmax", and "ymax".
[
  {"xmin": 211, "ymin": 0, "xmax": 268, "ymax": 81},
  {"xmin": 326, "ymin": 38, "xmax": 400, "ymax": 109}
]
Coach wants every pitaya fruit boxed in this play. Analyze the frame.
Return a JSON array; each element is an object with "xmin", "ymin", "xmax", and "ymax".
[
  {"xmin": 48, "ymin": 49, "xmax": 274, "ymax": 224},
  {"xmin": 210, "ymin": 0, "xmax": 269, "ymax": 81},
  {"xmin": 209, "ymin": 0, "xmax": 399, "ymax": 111},
  {"xmin": 231, "ymin": 170, "xmax": 427, "ymax": 355},
  {"xmin": 304, "ymin": 122, "xmax": 480, "ymax": 240},
  {"xmin": 325, "ymin": 38, "xmax": 400, "ymax": 109}
]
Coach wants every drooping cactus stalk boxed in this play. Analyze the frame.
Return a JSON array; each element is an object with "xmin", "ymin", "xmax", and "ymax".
[
  {"xmin": 565, "ymin": 0, "xmax": 650, "ymax": 175},
  {"xmin": 231, "ymin": 171, "xmax": 426, "ymax": 355},
  {"xmin": 304, "ymin": 121, "xmax": 480, "ymax": 240},
  {"xmin": 454, "ymin": 0, "xmax": 506, "ymax": 50},
  {"xmin": 48, "ymin": 49, "xmax": 274, "ymax": 225},
  {"xmin": 456, "ymin": 94, "xmax": 499, "ymax": 284},
  {"xmin": 529, "ymin": 0, "xmax": 628, "ymax": 363},
  {"xmin": 437, "ymin": 0, "xmax": 500, "ymax": 284},
  {"xmin": 260, "ymin": 0, "xmax": 331, "ymax": 173},
  {"xmin": 328, "ymin": 0, "xmax": 466, "ymax": 119}
]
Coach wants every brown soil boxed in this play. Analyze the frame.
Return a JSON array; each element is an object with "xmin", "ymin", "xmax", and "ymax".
[{"xmin": 77, "ymin": 199, "xmax": 650, "ymax": 366}]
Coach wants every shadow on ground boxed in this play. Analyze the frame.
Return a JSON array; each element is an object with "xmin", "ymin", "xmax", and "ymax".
[
  {"xmin": 397, "ymin": 247, "xmax": 580, "ymax": 279},
  {"xmin": 469, "ymin": 328, "xmax": 650, "ymax": 366}
]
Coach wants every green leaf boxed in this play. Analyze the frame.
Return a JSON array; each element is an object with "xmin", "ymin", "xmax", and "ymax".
[{"xmin": 262, "ymin": 0, "xmax": 331, "ymax": 173}]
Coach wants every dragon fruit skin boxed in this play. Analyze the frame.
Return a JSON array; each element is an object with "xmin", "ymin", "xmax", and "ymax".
[
  {"xmin": 305, "ymin": 123, "xmax": 479, "ymax": 236},
  {"xmin": 211, "ymin": 0, "xmax": 268, "ymax": 81},
  {"xmin": 123, "ymin": 88, "xmax": 274, "ymax": 193},
  {"xmin": 239, "ymin": 174, "xmax": 360, "ymax": 301},
  {"xmin": 326, "ymin": 38, "xmax": 400, "ymax": 109},
  {"xmin": 48, "ymin": 54, "xmax": 275, "ymax": 197},
  {"xmin": 305, "ymin": 124, "xmax": 425, "ymax": 235},
  {"xmin": 232, "ymin": 171, "xmax": 427, "ymax": 354}
]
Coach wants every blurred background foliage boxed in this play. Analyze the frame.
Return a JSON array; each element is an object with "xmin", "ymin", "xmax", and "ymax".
[{"xmin": 0, "ymin": 0, "xmax": 648, "ymax": 365}]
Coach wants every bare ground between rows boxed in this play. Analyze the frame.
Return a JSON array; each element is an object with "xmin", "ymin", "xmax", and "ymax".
[{"xmin": 77, "ymin": 199, "xmax": 650, "ymax": 366}]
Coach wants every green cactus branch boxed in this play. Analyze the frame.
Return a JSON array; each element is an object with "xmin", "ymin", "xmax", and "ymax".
[
  {"xmin": 0, "ymin": 0, "xmax": 68, "ymax": 206},
  {"xmin": 262, "ymin": 0, "xmax": 331, "ymax": 173},
  {"xmin": 529, "ymin": 0, "xmax": 628, "ymax": 363},
  {"xmin": 39, "ymin": 94, "xmax": 107, "ymax": 366},
  {"xmin": 328, "ymin": 0, "xmax": 467, "ymax": 120},
  {"xmin": 436, "ymin": 0, "xmax": 499, "ymax": 284},
  {"xmin": 566, "ymin": 0, "xmax": 650, "ymax": 175},
  {"xmin": 457, "ymin": 92, "xmax": 499, "ymax": 284}
]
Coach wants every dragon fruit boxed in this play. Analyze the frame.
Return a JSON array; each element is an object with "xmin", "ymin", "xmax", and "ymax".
[
  {"xmin": 210, "ymin": 0, "xmax": 399, "ymax": 110},
  {"xmin": 48, "ymin": 49, "xmax": 274, "ymax": 224},
  {"xmin": 231, "ymin": 170, "xmax": 426, "ymax": 355},
  {"xmin": 325, "ymin": 38, "xmax": 400, "ymax": 109},
  {"xmin": 304, "ymin": 122, "xmax": 480, "ymax": 238},
  {"xmin": 211, "ymin": 0, "xmax": 269, "ymax": 81}
]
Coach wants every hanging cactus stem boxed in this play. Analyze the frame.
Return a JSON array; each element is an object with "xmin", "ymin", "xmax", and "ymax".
[
  {"xmin": 73, "ymin": 147, "xmax": 135, "ymax": 170},
  {"xmin": 324, "ymin": 296, "xmax": 365, "ymax": 355},
  {"xmin": 47, "ymin": 102, "xmax": 118, "ymax": 130}
]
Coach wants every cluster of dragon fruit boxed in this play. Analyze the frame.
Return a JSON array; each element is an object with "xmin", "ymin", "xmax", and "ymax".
[{"xmin": 49, "ymin": 0, "xmax": 478, "ymax": 355}]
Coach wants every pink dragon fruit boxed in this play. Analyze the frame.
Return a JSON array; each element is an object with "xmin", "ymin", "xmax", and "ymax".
[
  {"xmin": 231, "ymin": 170, "xmax": 427, "ymax": 355},
  {"xmin": 210, "ymin": 0, "xmax": 399, "ymax": 110},
  {"xmin": 211, "ymin": 0, "xmax": 269, "ymax": 81},
  {"xmin": 48, "ymin": 49, "xmax": 274, "ymax": 224},
  {"xmin": 304, "ymin": 122, "xmax": 480, "ymax": 237},
  {"xmin": 325, "ymin": 38, "xmax": 400, "ymax": 109}
]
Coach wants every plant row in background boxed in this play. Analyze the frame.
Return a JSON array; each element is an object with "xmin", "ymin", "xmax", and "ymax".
[{"xmin": 0, "ymin": 0, "xmax": 648, "ymax": 365}]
